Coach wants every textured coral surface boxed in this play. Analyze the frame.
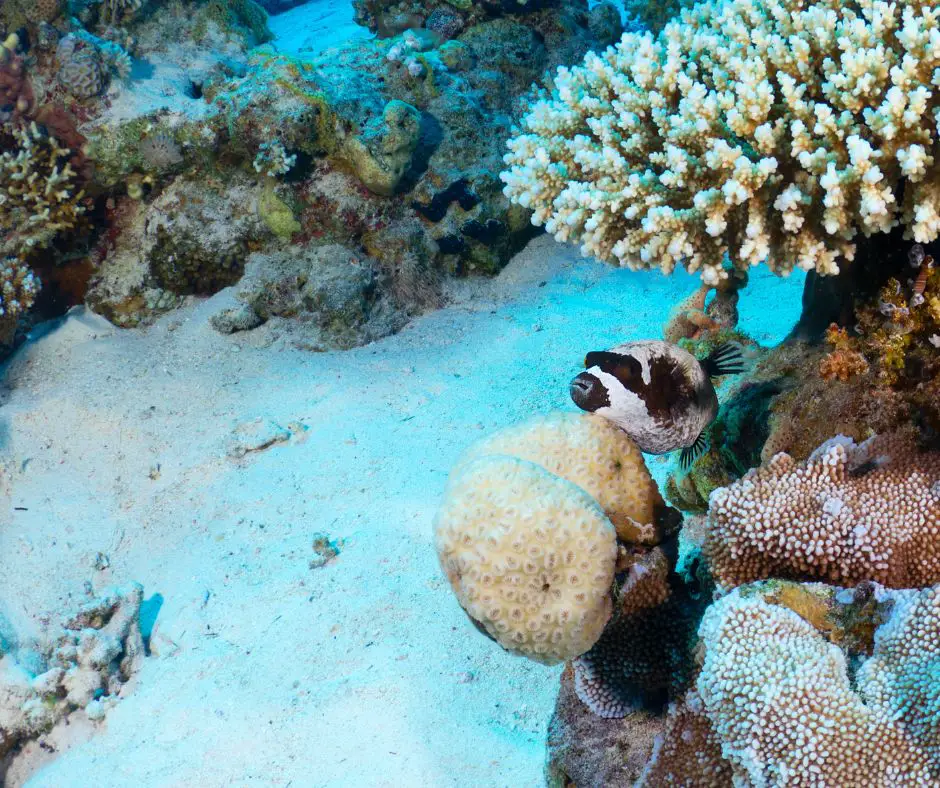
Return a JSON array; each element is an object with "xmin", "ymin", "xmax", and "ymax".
[
  {"xmin": 706, "ymin": 433, "xmax": 940, "ymax": 589},
  {"xmin": 434, "ymin": 454, "xmax": 618, "ymax": 664},
  {"xmin": 456, "ymin": 411, "xmax": 668, "ymax": 545},
  {"xmin": 645, "ymin": 582, "xmax": 940, "ymax": 785}
]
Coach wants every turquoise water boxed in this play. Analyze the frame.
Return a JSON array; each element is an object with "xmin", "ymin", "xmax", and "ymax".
[{"xmin": 3, "ymin": 0, "xmax": 934, "ymax": 785}]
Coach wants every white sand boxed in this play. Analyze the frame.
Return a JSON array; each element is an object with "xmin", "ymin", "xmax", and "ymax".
[
  {"xmin": 269, "ymin": 0, "xmax": 370, "ymax": 57},
  {"xmin": 0, "ymin": 235, "xmax": 804, "ymax": 787}
]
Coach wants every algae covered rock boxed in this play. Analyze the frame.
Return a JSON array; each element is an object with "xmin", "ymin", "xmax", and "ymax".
[
  {"xmin": 210, "ymin": 244, "xmax": 407, "ymax": 350},
  {"xmin": 546, "ymin": 664, "xmax": 663, "ymax": 788},
  {"xmin": 87, "ymin": 177, "xmax": 265, "ymax": 326},
  {"xmin": 339, "ymin": 99, "xmax": 422, "ymax": 196}
]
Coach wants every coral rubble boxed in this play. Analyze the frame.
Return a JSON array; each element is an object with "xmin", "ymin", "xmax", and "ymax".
[{"xmin": 0, "ymin": 583, "xmax": 145, "ymax": 760}]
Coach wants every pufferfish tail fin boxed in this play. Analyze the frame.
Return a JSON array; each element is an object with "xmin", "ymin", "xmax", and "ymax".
[
  {"xmin": 701, "ymin": 341, "xmax": 747, "ymax": 378},
  {"xmin": 679, "ymin": 431, "xmax": 709, "ymax": 470}
]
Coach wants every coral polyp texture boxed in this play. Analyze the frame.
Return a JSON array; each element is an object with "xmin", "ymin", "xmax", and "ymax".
[
  {"xmin": 642, "ymin": 582, "xmax": 940, "ymax": 785},
  {"xmin": 501, "ymin": 0, "xmax": 940, "ymax": 285},
  {"xmin": 571, "ymin": 550, "xmax": 707, "ymax": 720},
  {"xmin": 706, "ymin": 433, "xmax": 940, "ymax": 590},
  {"xmin": 433, "ymin": 455, "xmax": 618, "ymax": 665},
  {"xmin": 456, "ymin": 411, "xmax": 669, "ymax": 545}
]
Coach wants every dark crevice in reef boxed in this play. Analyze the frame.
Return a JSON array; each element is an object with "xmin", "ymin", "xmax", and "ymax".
[
  {"xmin": 399, "ymin": 112, "xmax": 444, "ymax": 194},
  {"xmin": 789, "ymin": 223, "xmax": 939, "ymax": 343},
  {"xmin": 411, "ymin": 177, "xmax": 479, "ymax": 222}
]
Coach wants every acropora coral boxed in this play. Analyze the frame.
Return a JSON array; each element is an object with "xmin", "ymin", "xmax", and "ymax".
[
  {"xmin": 0, "ymin": 123, "xmax": 86, "ymax": 260},
  {"xmin": 502, "ymin": 0, "xmax": 940, "ymax": 285}
]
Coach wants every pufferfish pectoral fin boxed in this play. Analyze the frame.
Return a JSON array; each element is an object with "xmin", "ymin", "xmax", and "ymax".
[
  {"xmin": 701, "ymin": 341, "xmax": 746, "ymax": 378},
  {"xmin": 679, "ymin": 431, "xmax": 709, "ymax": 470}
]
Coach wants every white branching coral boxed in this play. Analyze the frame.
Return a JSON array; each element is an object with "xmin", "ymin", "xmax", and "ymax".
[
  {"xmin": 253, "ymin": 139, "xmax": 296, "ymax": 178},
  {"xmin": 501, "ymin": 0, "xmax": 940, "ymax": 285}
]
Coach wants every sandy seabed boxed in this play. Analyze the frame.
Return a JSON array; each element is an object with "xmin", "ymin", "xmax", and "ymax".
[{"xmin": 0, "ymin": 234, "xmax": 804, "ymax": 787}]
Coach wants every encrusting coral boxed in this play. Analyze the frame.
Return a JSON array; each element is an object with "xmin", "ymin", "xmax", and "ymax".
[
  {"xmin": 501, "ymin": 0, "xmax": 940, "ymax": 286},
  {"xmin": 641, "ymin": 581, "xmax": 940, "ymax": 785},
  {"xmin": 705, "ymin": 432, "xmax": 940, "ymax": 590}
]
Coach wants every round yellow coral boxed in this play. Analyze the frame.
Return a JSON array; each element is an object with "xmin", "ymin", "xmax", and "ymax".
[
  {"xmin": 457, "ymin": 411, "xmax": 664, "ymax": 545},
  {"xmin": 434, "ymin": 455, "xmax": 618, "ymax": 665}
]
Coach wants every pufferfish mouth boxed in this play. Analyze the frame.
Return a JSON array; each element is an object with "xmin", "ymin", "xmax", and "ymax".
[{"xmin": 570, "ymin": 372, "xmax": 609, "ymax": 412}]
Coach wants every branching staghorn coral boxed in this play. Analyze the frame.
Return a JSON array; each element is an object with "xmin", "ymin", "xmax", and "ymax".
[
  {"xmin": 502, "ymin": 0, "xmax": 940, "ymax": 285},
  {"xmin": 0, "ymin": 122, "xmax": 86, "ymax": 259}
]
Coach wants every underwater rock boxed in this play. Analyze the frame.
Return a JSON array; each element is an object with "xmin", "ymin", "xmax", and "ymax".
[
  {"xmin": 86, "ymin": 177, "xmax": 264, "ymax": 325},
  {"xmin": 210, "ymin": 244, "xmax": 407, "ymax": 350},
  {"xmin": 227, "ymin": 417, "xmax": 292, "ymax": 458},
  {"xmin": 352, "ymin": 0, "xmax": 565, "ymax": 37},
  {"xmin": 0, "ymin": 583, "xmax": 145, "ymax": 760},
  {"xmin": 545, "ymin": 664, "xmax": 663, "ymax": 788}
]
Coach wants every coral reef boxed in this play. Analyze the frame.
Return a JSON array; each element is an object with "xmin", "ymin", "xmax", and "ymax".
[
  {"xmin": 643, "ymin": 582, "xmax": 940, "ymax": 785},
  {"xmin": 86, "ymin": 177, "xmax": 264, "ymax": 325},
  {"xmin": 0, "ymin": 583, "xmax": 145, "ymax": 759},
  {"xmin": 502, "ymin": 0, "xmax": 940, "ymax": 285},
  {"xmin": 619, "ymin": 0, "xmax": 695, "ymax": 32},
  {"xmin": 69, "ymin": 0, "xmax": 621, "ymax": 337},
  {"xmin": 434, "ymin": 454, "xmax": 619, "ymax": 664},
  {"xmin": 434, "ymin": 409, "xmax": 702, "ymax": 727},
  {"xmin": 352, "ymin": 0, "xmax": 565, "ymax": 38},
  {"xmin": 706, "ymin": 433, "xmax": 940, "ymax": 590}
]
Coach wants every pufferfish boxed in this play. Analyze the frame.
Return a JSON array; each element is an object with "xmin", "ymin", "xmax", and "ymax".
[{"xmin": 569, "ymin": 340, "xmax": 744, "ymax": 469}]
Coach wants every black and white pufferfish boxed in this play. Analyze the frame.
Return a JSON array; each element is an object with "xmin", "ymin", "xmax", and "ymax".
[{"xmin": 569, "ymin": 340, "xmax": 745, "ymax": 469}]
